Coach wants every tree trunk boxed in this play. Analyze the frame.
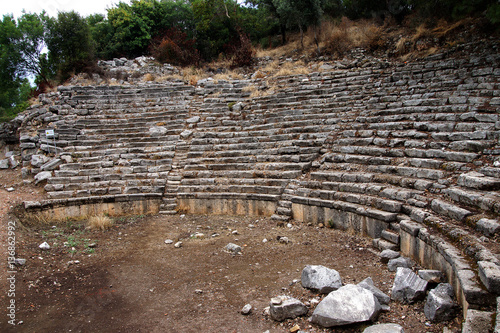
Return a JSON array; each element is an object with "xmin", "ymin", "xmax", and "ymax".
[
  {"xmin": 299, "ymin": 25, "xmax": 304, "ymax": 49},
  {"xmin": 280, "ymin": 24, "xmax": 286, "ymax": 45},
  {"xmin": 314, "ymin": 25, "xmax": 320, "ymax": 55}
]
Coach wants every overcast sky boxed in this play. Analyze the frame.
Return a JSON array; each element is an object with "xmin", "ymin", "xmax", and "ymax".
[{"xmin": 1, "ymin": 0, "xmax": 127, "ymax": 19}]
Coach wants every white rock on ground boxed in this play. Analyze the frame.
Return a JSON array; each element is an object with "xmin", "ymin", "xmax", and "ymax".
[
  {"xmin": 241, "ymin": 304, "xmax": 252, "ymax": 315},
  {"xmin": 310, "ymin": 284, "xmax": 381, "ymax": 327},
  {"xmin": 301, "ymin": 265, "xmax": 342, "ymax": 294},
  {"xmin": 224, "ymin": 243, "xmax": 242, "ymax": 255},
  {"xmin": 39, "ymin": 242, "xmax": 50, "ymax": 250},
  {"xmin": 269, "ymin": 296, "xmax": 308, "ymax": 322}
]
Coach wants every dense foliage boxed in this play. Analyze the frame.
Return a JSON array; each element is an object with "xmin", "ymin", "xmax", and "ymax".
[{"xmin": 0, "ymin": 0, "xmax": 498, "ymax": 122}]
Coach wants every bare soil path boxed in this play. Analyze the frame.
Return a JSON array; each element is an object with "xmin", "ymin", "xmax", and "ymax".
[{"xmin": 1, "ymin": 202, "xmax": 461, "ymax": 332}]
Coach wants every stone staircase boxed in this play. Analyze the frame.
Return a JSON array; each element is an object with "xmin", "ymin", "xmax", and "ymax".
[{"xmin": 17, "ymin": 46, "xmax": 500, "ymax": 326}]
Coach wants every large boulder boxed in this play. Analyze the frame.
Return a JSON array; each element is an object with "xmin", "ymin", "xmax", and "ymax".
[
  {"xmin": 269, "ymin": 296, "xmax": 308, "ymax": 321},
  {"xmin": 310, "ymin": 284, "xmax": 381, "ymax": 327},
  {"xmin": 357, "ymin": 277, "xmax": 390, "ymax": 306},
  {"xmin": 424, "ymin": 283, "xmax": 458, "ymax": 322},
  {"xmin": 301, "ymin": 265, "xmax": 342, "ymax": 294},
  {"xmin": 391, "ymin": 267, "xmax": 428, "ymax": 303}
]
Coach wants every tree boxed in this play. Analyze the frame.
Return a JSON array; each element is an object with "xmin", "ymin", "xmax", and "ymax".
[
  {"xmin": 16, "ymin": 12, "xmax": 51, "ymax": 84},
  {"xmin": 106, "ymin": 0, "xmax": 166, "ymax": 58},
  {"xmin": 192, "ymin": 0, "xmax": 239, "ymax": 60},
  {"xmin": 45, "ymin": 11, "xmax": 95, "ymax": 81},
  {"xmin": 273, "ymin": 0, "xmax": 324, "ymax": 48},
  {"xmin": 0, "ymin": 15, "xmax": 32, "ymax": 121}
]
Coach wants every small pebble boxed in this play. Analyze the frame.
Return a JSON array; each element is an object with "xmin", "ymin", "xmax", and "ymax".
[
  {"xmin": 174, "ymin": 241, "xmax": 183, "ymax": 248},
  {"xmin": 241, "ymin": 304, "xmax": 252, "ymax": 315},
  {"xmin": 39, "ymin": 242, "xmax": 50, "ymax": 250}
]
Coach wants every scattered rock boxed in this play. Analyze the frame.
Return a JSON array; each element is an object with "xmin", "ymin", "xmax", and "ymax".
[
  {"xmin": 301, "ymin": 265, "xmax": 342, "ymax": 294},
  {"xmin": 310, "ymin": 284, "xmax": 381, "ymax": 327},
  {"xmin": 180, "ymin": 130, "xmax": 193, "ymax": 139},
  {"xmin": 0, "ymin": 159, "xmax": 9, "ymax": 169},
  {"xmin": 192, "ymin": 232, "xmax": 205, "ymax": 239},
  {"xmin": 278, "ymin": 236, "xmax": 290, "ymax": 244},
  {"xmin": 388, "ymin": 257, "xmax": 414, "ymax": 272},
  {"xmin": 241, "ymin": 304, "xmax": 252, "ymax": 315},
  {"xmin": 186, "ymin": 116, "xmax": 200, "ymax": 124},
  {"xmin": 391, "ymin": 267, "xmax": 428, "ymax": 303},
  {"xmin": 8, "ymin": 155, "xmax": 19, "ymax": 168},
  {"xmin": 39, "ymin": 242, "xmax": 51, "ymax": 250},
  {"xmin": 224, "ymin": 243, "xmax": 242, "ymax": 255},
  {"xmin": 31, "ymin": 154, "xmax": 50, "ymax": 168},
  {"xmin": 357, "ymin": 277, "xmax": 390, "ymax": 306},
  {"xmin": 424, "ymin": 283, "xmax": 458, "ymax": 322},
  {"xmin": 41, "ymin": 158, "xmax": 62, "ymax": 171},
  {"xmin": 363, "ymin": 323, "xmax": 405, "ymax": 333},
  {"xmin": 379, "ymin": 249, "xmax": 400, "ymax": 264},
  {"xmin": 174, "ymin": 241, "xmax": 183, "ymax": 248},
  {"xmin": 34, "ymin": 171, "xmax": 52, "ymax": 184},
  {"xmin": 60, "ymin": 155, "xmax": 73, "ymax": 163},
  {"xmin": 165, "ymin": 239, "xmax": 174, "ymax": 244},
  {"xmin": 232, "ymin": 102, "xmax": 245, "ymax": 112},
  {"xmin": 195, "ymin": 289, "xmax": 203, "ymax": 294},
  {"xmin": 269, "ymin": 296, "xmax": 308, "ymax": 322},
  {"xmin": 149, "ymin": 126, "xmax": 168, "ymax": 137},
  {"xmin": 7, "ymin": 187, "xmax": 15, "ymax": 192},
  {"xmin": 290, "ymin": 324, "xmax": 301, "ymax": 332}
]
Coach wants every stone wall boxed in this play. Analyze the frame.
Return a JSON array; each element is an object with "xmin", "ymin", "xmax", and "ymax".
[{"xmin": 15, "ymin": 45, "xmax": 500, "ymax": 321}]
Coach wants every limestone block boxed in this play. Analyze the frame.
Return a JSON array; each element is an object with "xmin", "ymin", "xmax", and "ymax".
[
  {"xmin": 269, "ymin": 296, "xmax": 308, "ymax": 322},
  {"xmin": 391, "ymin": 267, "xmax": 428, "ymax": 303},
  {"xmin": 311, "ymin": 284, "xmax": 381, "ymax": 327},
  {"xmin": 301, "ymin": 265, "xmax": 342, "ymax": 294},
  {"xmin": 424, "ymin": 283, "xmax": 458, "ymax": 322},
  {"xmin": 478, "ymin": 261, "xmax": 500, "ymax": 294}
]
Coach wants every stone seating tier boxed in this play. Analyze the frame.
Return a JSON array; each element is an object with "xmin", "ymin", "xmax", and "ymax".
[{"xmin": 18, "ymin": 50, "xmax": 500, "ymax": 326}]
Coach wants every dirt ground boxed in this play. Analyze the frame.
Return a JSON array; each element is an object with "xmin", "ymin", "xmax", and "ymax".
[{"xmin": 0, "ymin": 169, "xmax": 463, "ymax": 333}]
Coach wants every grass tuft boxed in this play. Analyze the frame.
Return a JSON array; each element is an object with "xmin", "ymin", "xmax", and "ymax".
[{"xmin": 88, "ymin": 214, "xmax": 114, "ymax": 230}]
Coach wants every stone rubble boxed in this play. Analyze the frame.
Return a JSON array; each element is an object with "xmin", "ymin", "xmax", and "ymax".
[
  {"xmin": 310, "ymin": 284, "xmax": 381, "ymax": 327},
  {"xmin": 391, "ymin": 267, "xmax": 428, "ymax": 304},
  {"xmin": 424, "ymin": 283, "xmax": 458, "ymax": 322},
  {"xmin": 301, "ymin": 265, "xmax": 342, "ymax": 294},
  {"xmin": 269, "ymin": 296, "xmax": 308, "ymax": 322}
]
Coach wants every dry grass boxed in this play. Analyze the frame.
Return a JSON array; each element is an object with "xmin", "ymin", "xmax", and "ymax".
[
  {"xmin": 320, "ymin": 18, "xmax": 383, "ymax": 56},
  {"xmin": 275, "ymin": 60, "xmax": 310, "ymax": 77},
  {"xmin": 88, "ymin": 214, "xmax": 114, "ymax": 230},
  {"xmin": 142, "ymin": 73, "xmax": 155, "ymax": 82}
]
